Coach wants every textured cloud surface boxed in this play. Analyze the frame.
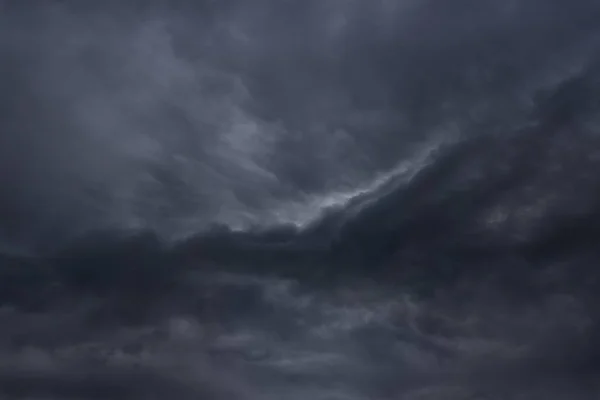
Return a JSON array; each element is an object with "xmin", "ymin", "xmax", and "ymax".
[{"xmin": 1, "ymin": 1, "xmax": 600, "ymax": 399}]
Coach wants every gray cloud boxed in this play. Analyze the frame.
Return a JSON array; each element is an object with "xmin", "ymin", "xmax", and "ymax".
[{"xmin": 2, "ymin": 2, "xmax": 600, "ymax": 398}]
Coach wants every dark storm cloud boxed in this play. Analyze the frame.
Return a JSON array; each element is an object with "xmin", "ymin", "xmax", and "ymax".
[
  {"xmin": 2, "ymin": 2, "xmax": 600, "ymax": 398},
  {"xmin": 1, "ymin": 0, "xmax": 600, "ymax": 251}
]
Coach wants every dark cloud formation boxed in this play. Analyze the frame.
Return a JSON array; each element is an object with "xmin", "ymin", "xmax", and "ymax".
[{"xmin": 2, "ymin": 0, "xmax": 600, "ymax": 399}]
